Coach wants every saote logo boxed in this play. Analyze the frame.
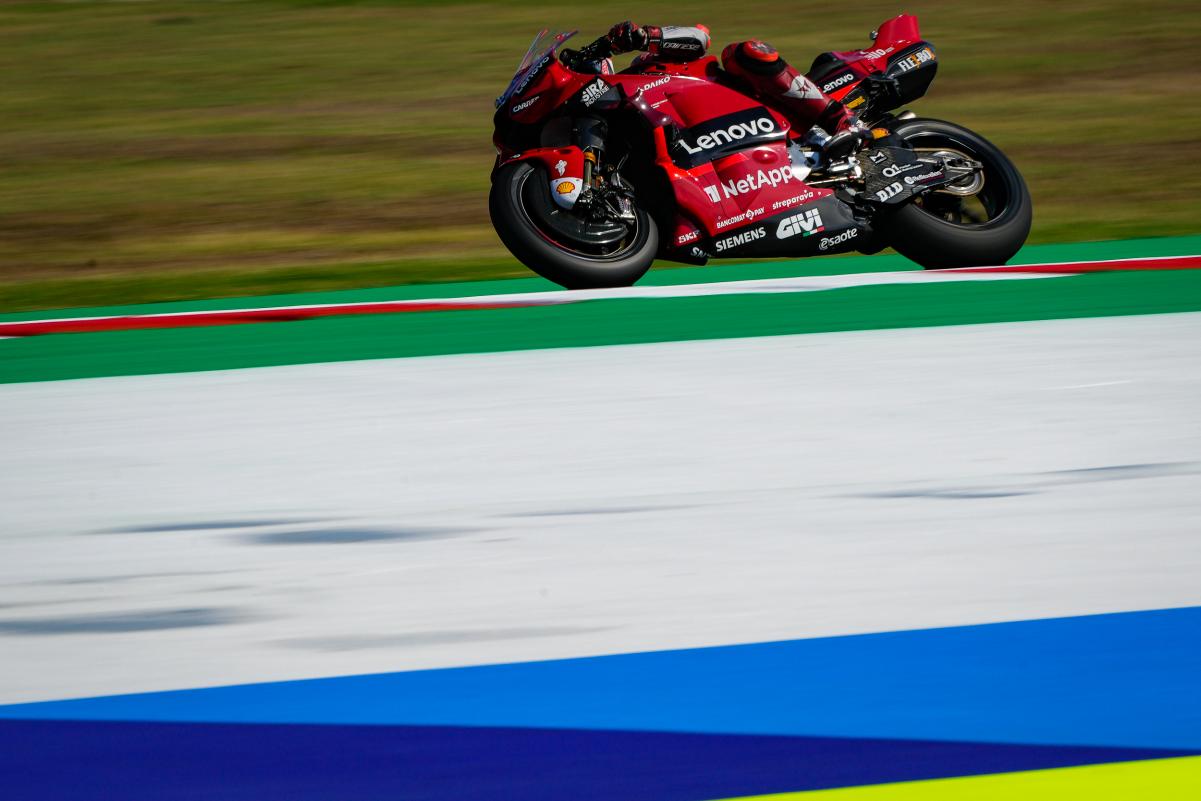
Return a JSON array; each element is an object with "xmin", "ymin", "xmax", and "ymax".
[
  {"xmin": 819, "ymin": 228, "xmax": 858, "ymax": 251},
  {"xmin": 715, "ymin": 226, "xmax": 766, "ymax": 252},
  {"xmin": 580, "ymin": 79, "xmax": 608, "ymax": 107},
  {"xmin": 776, "ymin": 208, "xmax": 825, "ymax": 239},
  {"xmin": 822, "ymin": 73, "xmax": 855, "ymax": 93},
  {"xmin": 678, "ymin": 113, "xmax": 778, "ymax": 157}
]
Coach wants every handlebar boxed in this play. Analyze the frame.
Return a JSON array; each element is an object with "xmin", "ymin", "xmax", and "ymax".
[{"xmin": 560, "ymin": 36, "xmax": 613, "ymax": 70}]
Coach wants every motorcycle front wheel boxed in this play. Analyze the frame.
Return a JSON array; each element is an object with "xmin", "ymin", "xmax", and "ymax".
[
  {"xmin": 883, "ymin": 118, "xmax": 1032, "ymax": 269},
  {"xmin": 489, "ymin": 161, "xmax": 658, "ymax": 289}
]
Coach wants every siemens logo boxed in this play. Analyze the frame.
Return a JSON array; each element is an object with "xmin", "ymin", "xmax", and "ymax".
[{"xmin": 714, "ymin": 226, "xmax": 766, "ymax": 252}]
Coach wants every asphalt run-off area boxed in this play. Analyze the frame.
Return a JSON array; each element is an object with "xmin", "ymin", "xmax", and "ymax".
[{"xmin": 2, "ymin": 236, "xmax": 1200, "ymax": 800}]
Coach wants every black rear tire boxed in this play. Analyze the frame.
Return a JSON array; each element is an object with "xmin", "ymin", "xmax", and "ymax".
[
  {"xmin": 883, "ymin": 118, "xmax": 1032, "ymax": 269},
  {"xmin": 489, "ymin": 161, "xmax": 658, "ymax": 289}
]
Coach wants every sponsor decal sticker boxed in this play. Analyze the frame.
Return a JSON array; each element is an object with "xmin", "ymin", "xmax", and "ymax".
[
  {"xmin": 554, "ymin": 159, "xmax": 567, "ymax": 177},
  {"xmin": 882, "ymin": 162, "xmax": 922, "ymax": 178},
  {"xmin": 776, "ymin": 208, "xmax": 825, "ymax": 239},
  {"xmin": 819, "ymin": 228, "xmax": 859, "ymax": 251},
  {"xmin": 689, "ymin": 246, "xmax": 710, "ymax": 258},
  {"xmin": 822, "ymin": 73, "xmax": 856, "ymax": 93},
  {"xmin": 875, "ymin": 182, "xmax": 904, "ymax": 201},
  {"xmin": 704, "ymin": 186, "xmax": 721, "ymax": 203},
  {"xmin": 679, "ymin": 115, "xmax": 778, "ymax": 156},
  {"xmin": 551, "ymin": 178, "xmax": 581, "ymax": 205},
  {"xmin": 904, "ymin": 170, "xmax": 943, "ymax": 186},
  {"xmin": 715, "ymin": 207, "xmax": 764, "ymax": 230},
  {"xmin": 514, "ymin": 55, "xmax": 550, "ymax": 97},
  {"xmin": 720, "ymin": 166, "xmax": 798, "ymax": 199},
  {"xmin": 715, "ymin": 226, "xmax": 766, "ymax": 252},
  {"xmin": 861, "ymin": 46, "xmax": 895, "ymax": 60},
  {"xmin": 771, "ymin": 190, "xmax": 818, "ymax": 211},
  {"xmin": 868, "ymin": 151, "xmax": 888, "ymax": 165},
  {"xmin": 511, "ymin": 95, "xmax": 540, "ymax": 114},
  {"xmin": 640, "ymin": 76, "xmax": 672, "ymax": 92},
  {"xmin": 580, "ymin": 79, "xmax": 609, "ymax": 107},
  {"xmin": 845, "ymin": 95, "xmax": 866, "ymax": 109},
  {"xmin": 676, "ymin": 229, "xmax": 701, "ymax": 245},
  {"xmin": 895, "ymin": 47, "xmax": 935, "ymax": 73}
]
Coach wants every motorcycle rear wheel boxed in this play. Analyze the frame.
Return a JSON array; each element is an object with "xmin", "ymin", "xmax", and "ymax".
[
  {"xmin": 489, "ymin": 161, "xmax": 658, "ymax": 289},
  {"xmin": 883, "ymin": 118, "xmax": 1032, "ymax": 269}
]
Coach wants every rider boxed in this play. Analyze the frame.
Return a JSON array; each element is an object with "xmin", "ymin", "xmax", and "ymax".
[{"xmin": 604, "ymin": 20, "xmax": 869, "ymax": 158}]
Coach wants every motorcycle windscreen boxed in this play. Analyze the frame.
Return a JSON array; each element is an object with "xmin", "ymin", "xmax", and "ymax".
[{"xmin": 495, "ymin": 29, "xmax": 577, "ymax": 109}]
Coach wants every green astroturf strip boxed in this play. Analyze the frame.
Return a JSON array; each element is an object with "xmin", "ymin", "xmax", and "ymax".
[
  {"xmin": 2, "ymin": 236, "xmax": 1199, "ymax": 324},
  {"xmin": 3, "ymin": 270, "xmax": 1200, "ymax": 384}
]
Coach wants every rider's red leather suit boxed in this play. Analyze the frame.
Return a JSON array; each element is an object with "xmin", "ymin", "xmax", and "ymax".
[{"xmin": 612, "ymin": 24, "xmax": 857, "ymax": 136}]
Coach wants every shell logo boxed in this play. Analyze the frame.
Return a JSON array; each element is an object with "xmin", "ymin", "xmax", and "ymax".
[{"xmin": 556, "ymin": 181, "xmax": 578, "ymax": 195}]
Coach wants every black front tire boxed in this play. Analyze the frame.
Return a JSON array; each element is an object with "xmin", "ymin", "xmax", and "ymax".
[
  {"xmin": 883, "ymin": 118, "xmax": 1032, "ymax": 269},
  {"xmin": 489, "ymin": 161, "xmax": 658, "ymax": 289}
]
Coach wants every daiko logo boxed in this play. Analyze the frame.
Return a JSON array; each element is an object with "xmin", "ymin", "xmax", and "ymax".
[{"xmin": 776, "ymin": 208, "xmax": 825, "ymax": 239}]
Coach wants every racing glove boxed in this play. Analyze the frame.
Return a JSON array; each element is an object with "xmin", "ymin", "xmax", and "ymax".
[{"xmin": 607, "ymin": 20, "xmax": 651, "ymax": 53}]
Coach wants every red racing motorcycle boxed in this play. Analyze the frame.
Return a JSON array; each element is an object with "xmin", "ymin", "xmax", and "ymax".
[{"xmin": 490, "ymin": 15, "xmax": 1032, "ymax": 289}]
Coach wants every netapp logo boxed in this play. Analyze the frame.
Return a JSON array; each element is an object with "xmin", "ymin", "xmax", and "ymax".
[{"xmin": 715, "ymin": 226, "xmax": 766, "ymax": 252}]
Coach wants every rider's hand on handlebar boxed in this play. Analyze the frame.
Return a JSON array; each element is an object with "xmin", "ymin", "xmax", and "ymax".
[
  {"xmin": 562, "ymin": 36, "xmax": 613, "ymax": 70},
  {"xmin": 607, "ymin": 20, "xmax": 649, "ymax": 53}
]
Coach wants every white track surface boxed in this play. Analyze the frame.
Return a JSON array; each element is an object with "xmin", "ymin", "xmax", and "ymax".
[{"xmin": 2, "ymin": 313, "xmax": 1200, "ymax": 703}]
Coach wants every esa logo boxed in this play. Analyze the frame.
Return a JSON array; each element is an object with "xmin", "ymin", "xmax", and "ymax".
[
  {"xmin": 819, "ymin": 229, "xmax": 858, "ymax": 251},
  {"xmin": 715, "ymin": 226, "xmax": 766, "ymax": 252},
  {"xmin": 875, "ymin": 182, "xmax": 904, "ymax": 202},
  {"xmin": 822, "ymin": 73, "xmax": 855, "ymax": 93},
  {"xmin": 580, "ymin": 79, "xmax": 609, "ymax": 107},
  {"xmin": 776, "ymin": 208, "xmax": 825, "ymax": 239}
]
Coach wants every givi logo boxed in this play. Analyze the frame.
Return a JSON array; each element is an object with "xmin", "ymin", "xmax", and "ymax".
[{"xmin": 776, "ymin": 208, "xmax": 825, "ymax": 239}]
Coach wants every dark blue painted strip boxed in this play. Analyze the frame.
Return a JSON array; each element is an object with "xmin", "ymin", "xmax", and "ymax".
[
  {"xmin": 3, "ymin": 606, "xmax": 1199, "ymax": 749},
  {"xmin": 1, "ymin": 719, "xmax": 1193, "ymax": 801}
]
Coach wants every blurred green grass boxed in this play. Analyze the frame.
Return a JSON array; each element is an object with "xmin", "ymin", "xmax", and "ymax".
[{"xmin": 3, "ymin": 0, "xmax": 1200, "ymax": 311}]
